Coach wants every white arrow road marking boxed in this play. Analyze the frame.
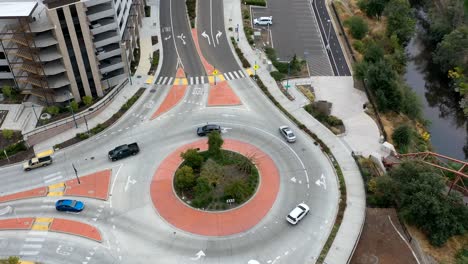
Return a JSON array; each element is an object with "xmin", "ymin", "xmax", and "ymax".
[
  {"xmin": 315, "ymin": 173, "xmax": 326, "ymax": 189},
  {"xmin": 215, "ymin": 30, "xmax": 222, "ymax": 45},
  {"xmin": 177, "ymin": 33, "xmax": 186, "ymax": 45},
  {"xmin": 290, "ymin": 177, "xmax": 297, "ymax": 183},
  {"xmin": 221, "ymin": 127, "xmax": 232, "ymax": 133},
  {"xmin": 124, "ymin": 175, "xmax": 137, "ymax": 192},
  {"xmin": 164, "ymin": 35, "xmax": 171, "ymax": 41},
  {"xmin": 191, "ymin": 250, "xmax": 206, "ymax": 260},
  {"xmin": 0, "ymin": 206, "xmax": 12, "ymax": 216},
  {"xmin": 201, "ymin": 31, "xmax": 211, "ymax": 45}
]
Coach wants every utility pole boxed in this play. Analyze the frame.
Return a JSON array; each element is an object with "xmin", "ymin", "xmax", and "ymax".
[
  {"xmin": 83, "ymin": 115, "xmax": 90, "ymax": 135},
  {"xmin": 285, "ymin": 56, "xmax": 291, "ymax": 90},
  {"xmin": 67, "ymin": 91, "xmax": 78, "ymax": 129},
  {"xmin": 72, "ymin": 163, "xmax": 80, "ymax": 184}
]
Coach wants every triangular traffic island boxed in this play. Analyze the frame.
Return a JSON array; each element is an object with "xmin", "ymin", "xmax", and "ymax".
[
  {"xmin": 207, "ymin": 81, "xmax": 242, "ymax": 106},
  {"xmin": 176, "ymin": 67, "xmax": 186, "ymax": 78},
  {"xmin": 151, "ymin": 85, "xmax": 188, "ymax": 119},
  {"xmin": 0, "ymin": 187, "xmax": 47, "ymax": 203},
  {"xmin": 64, "ymin": 169, "xmax": 111, "ymax": 200},
  {"xmin": 191, "ymin": 28, "xmax": 215, "ymax": 75}
]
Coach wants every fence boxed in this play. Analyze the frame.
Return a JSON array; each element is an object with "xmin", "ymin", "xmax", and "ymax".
[
  {"xmin": 23, "ymin": 79, "xmax": 129, "ymax": 146},
  {"xmin": 330, "ymin": 1, "xmax": 388, "ymax": 141}
]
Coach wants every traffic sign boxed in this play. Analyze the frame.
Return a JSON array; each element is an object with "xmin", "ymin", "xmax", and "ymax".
[
  {"xmin": 253, "ymin": 64, "xmax": 259, "ymax": 70},
  {"xmin": 213, "ymin": 69, "xmax": 219, "ymax": 75}
]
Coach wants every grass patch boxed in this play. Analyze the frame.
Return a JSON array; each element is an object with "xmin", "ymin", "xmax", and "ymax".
[
  {"xmin": 244, "ymin": 0, "xmax": 266, "ymax": 6},
  {"xmin": 304, "ymin": 103, "xmax": 345, "ymax": 135}
]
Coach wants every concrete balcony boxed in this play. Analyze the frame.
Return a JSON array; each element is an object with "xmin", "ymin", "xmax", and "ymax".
[
  {"xmin": 0, "ymin": 59, "xmax": 9, "ymax": 66},
  {"xmin": 39, "ymin": 47, "xmax": 62, "ymax": 62},
  {"xmin": 47, "ymin": 73, "xmax": 70, "ymax": 89},
  {"xmin": 34, "ymin": 32, "xmax": 58, "ymax": 48},
  {"xmin": 53, "ymin": 86, "xmax": 73, "ymax": 103},
  {"xmin": 29, "ymin": 16, "xmax": 54, "ymax": 33},
  {"xmin": 0, "ymin": 72, "xmax": 13, "ymax": 79},
  {"xmin": 99, "ymin": 58, "xmax": 124, "ymax": 74},
  {"xmin": 91, "ymin": 19, "xmax": 118, "ymax": 35},
  {"xmin": 97, "ymin": 46, "xmax": 121, "ymax": 60},
  {"xmin": 43, "ymin": 61, "xmax": 66, "ymax": 76},
  {"xmin": 87, "ymin": 4, "xmax": 114, "ymax": 22},
  {"xmin": 94, "ymin": 31, "xmax": 120, "ymax": 48},
  {"xmin": 84, "ymin": 0, "xmax": 112, "ymax": 8}
]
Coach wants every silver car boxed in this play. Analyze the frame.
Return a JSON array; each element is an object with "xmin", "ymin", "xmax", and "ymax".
[
  {"xmin": 253, "ymin": 16, "xmax": 272, "ymax": 26},
  {"xmin": 279, "ymin": 126, "xmax": 296, "ymax": 142}
]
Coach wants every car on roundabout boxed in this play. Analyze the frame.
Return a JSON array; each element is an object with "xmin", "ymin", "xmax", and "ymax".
[
  {"xmin": 279, "ymin": 126, "xmax": 296, "ymax": 143},
  {"xmin": 55, "ymin": 199, "xmax": 85, "ymax": 212},
  {"xmin": 287, "ymin": 203, "xmax": 309, "ymax": 225},
  {"xmin": 197, "ymin": 124, "xmax": 221, "ymax": 136}
]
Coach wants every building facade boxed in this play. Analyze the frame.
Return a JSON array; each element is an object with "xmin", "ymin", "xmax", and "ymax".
[{"xmin": 0, "ymin": 0, "xmax": 143, "ymax": 104}]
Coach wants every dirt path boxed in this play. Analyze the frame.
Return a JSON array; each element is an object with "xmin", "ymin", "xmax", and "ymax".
[{"xmin": 351, "ymin": 208, "xmax": 419, "ymax": 264}]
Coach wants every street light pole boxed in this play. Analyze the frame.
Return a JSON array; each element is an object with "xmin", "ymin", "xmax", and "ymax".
[
  {"xmin": 31, "ymin": 104, "xmax": 39, "ymax": 122},
  {"xmin": 67, "ymin": 92, "xmax": 78, "ymax": 129},
  {"xmin": 326, "ymin": 19, "xmax": 332, "ymax": 50},
  {"xmin": 72, "ymin": 163, "xmax": 80, "ymax": 184},
  {"xmin": 83, "ymin": 115, "xmax": 90, "ymax": 135},
  {"xmin": 236, "ymin": 24, "xmax": 239, "ymax": 42},
  {"xmin": 286, "ymin": 57, "xmax": 291, "ymax": 89}
]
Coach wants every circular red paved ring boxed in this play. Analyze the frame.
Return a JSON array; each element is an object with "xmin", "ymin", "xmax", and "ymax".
[{"xmin": 150, "ymin": 139, "xmax": 280, "ymax": 236}]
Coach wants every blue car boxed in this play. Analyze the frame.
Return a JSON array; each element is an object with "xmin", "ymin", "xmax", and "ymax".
[{"xmin": 55, "ymin": 199, "xmax": 85, "ymax": 212}]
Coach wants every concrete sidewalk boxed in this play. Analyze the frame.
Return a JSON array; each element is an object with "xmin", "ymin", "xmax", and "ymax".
[
  {"xmin": 33, "ymin": 2, "xmax": 162, "ymax": 153},
  {"xmin": 224, "ymin": 0, "xmax": 366, "ymax": 263}
]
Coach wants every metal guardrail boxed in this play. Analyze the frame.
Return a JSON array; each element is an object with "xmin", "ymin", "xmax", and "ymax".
[
  {"xmin": 330, "ymin": 1, "xmax": 388, "ymax": 141},
  {"xmin": 23, "ymin": 79, "xmax": 129, "ymax": 138}
]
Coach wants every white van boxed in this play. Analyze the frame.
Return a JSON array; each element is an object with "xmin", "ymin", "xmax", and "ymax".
[{"xmin": 254, "ymin": 16, "xmax": 273, "ymax": 26}]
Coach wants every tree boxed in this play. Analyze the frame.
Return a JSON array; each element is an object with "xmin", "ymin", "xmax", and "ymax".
[
  {"xmin": 1, "ymin": 85, "xmax": 12, "ymax": 98},
  {"xmin": 6, "ymin": 256, "xmax": 20, "ymax": 264},
  {"xmin": 174, "ymin": 166, "xmax": 195, "ymax": 191},
  {"xmin": 363, "ymin": 41, "xmax": 385, "ymax": 63},
  {"xmin": 82, "ymin": 96, "xmax": 93, "ymax": 106},
  {"xmin": 192, "ymin": 177, "xmax": 213, "ymax": 208},
  {"xmin": 358, "ymin": 0, "xmax": 389, "ymax": 19},
  {"xmin": 46, "ymin": 105, "xmax": 60, "ymax": 115},
  {"xmin": 344, "ymin": 16, "xmax": 369, "ymax": 40},
  {"xmin": 208, "ymin": 131, "xmax": 223, "ymax": 158},
  {"xmin": 70, "ymin": 100, "xmax": 79, "ymax": 112},
  {"xmin": 200, "ymin": 159, "xmax": 223, "ymax": 187},
  {"xmin": 399, "ymin": 85, "xmax": 422, "ymax": 120},
  {"xmin": 392, "ymin": 124, "xmax": 413, "ymax": 150},
  {"xmin": 224, "ymin": 180, "xmax": 250, "ymax": 203},
  {"xmin": 180, "ymin": 148, "xmax": 204, "ymax": 171},
  {"xmin": 433, "ymin": 26, "xmax": 468, "ymax": 73},
  {"xmin": 365, "ymin": 59, "xmax": 402, "ymax": 112},
  {"xmin": 386, "ymin": 162, "xmax": 468, "ymax": 246},
  {"xmin": 384, "ymin": 0, "xmax": 415, "ymax": 44},
  {"xmin": 2, "ymin": 129, "xmax": 14, "ymax": 140},
  {"xmin": 427, "ymin": 0, "xmax": 465, "ymax": 45}
]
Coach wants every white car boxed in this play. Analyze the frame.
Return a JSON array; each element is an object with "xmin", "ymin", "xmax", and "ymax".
[
  {"xmin": 253, "ymin": 16, "xmax": 272, "ymax": 26},
  {"xmin": 287, "ymin": 203, "xmax": 310, "ymax": 225},
  {"xmin": 279, "ymin": 126, "xmax": 296, "ymax": 142}
]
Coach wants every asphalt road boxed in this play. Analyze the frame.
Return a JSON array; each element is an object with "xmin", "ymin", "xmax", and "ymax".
[
  {"xmin": 0, "ymin": 1, "xmax": 339, "ymax": 263},
  {"xmin": 312, "ymin": 0, "xmax": 351, "ymax": 76},
  {"xmin": 197, "ymin": 0, "xmax": 240, "ymax": 73}
]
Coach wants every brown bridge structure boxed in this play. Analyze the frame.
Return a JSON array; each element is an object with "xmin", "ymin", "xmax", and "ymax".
[{"xmin": 383, "ymin": 152, "xmax": 468, "ymax": 196}]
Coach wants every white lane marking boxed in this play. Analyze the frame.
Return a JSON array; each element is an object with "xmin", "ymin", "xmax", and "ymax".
[
  {"xmin": 191, "ymin": 250, "xmax": 206, "ymax": 260},
  {"xmin": 19, "ymin": 251, "xmax": 39, "ymax": 256},
  {"xmin": 210, "ymin": 0, "xmax": 216, "ymax": 47},
  {"xmin": 201, "ymin": 31, "xmax": 211, "ymax": 45},
  {"xmin": 215, "ymin": 30, "xmax": 222, "ymax": 45},
  {"xmin": 25, "ymin": 238, "xmax": 45, "ymax": 242},
  {"xmin": 40, "ymin": 205, "xmax": 55, "ymax": 209},
  {"xmin": 23, "ymin": 244, "xmax": 42, "ymax": 249},
  {"xmin": 28, "ymin": 231, "xmax": 48, "ymax": 236},
  {"xmin": 109, "ymin": 163, "xmax": 123, "ymax": 208},
  {"xmin": 169, "ymin": 0, "xmax": 184, "ymax": 69},
  {"xmin": 44, "ymin": 176, "xmax": 62, "ymax": 183},
  {"xmin": 388, "ymin": 215, "xmax": 422, "ymax": 264},
  {"xmin": 315, "ymin": 173, "xmax": 326, "ymax": 189},
  {"xmin": 124, "ymin": 175, "xmax": 136, "ymax": 192},
  {"xmin": 43, "ymin": 172, "xmax": 61, "ymax": 179},
  {"xmin": 232, "ymin": 71, "xmax": 240, "ymax": 79}
]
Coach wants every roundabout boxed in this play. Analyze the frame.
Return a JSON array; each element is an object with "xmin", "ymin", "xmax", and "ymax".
[{"xmin": 150, "ymin": 138, "xmax": 280, "ymax": 236}]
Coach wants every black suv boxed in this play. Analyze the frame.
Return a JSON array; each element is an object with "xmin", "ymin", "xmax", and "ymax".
[{"xmin": 197, "ymin": 124, "xmax": 221, "ymax": 136}]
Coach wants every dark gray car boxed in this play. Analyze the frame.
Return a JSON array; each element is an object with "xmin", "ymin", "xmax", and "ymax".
[{"xmin": 197, "ymin": 124, "xmax": 221, "ymax": 136}]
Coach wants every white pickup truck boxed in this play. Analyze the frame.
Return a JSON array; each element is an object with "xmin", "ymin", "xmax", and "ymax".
[{"xmin": 23, "ymin": 149, "xmax": 54, "ymax": 171}]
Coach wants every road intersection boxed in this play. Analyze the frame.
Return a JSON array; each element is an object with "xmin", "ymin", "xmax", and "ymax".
[{"xmin": 0, "ymin": 0, "xmax": 348, "ymax": 263}]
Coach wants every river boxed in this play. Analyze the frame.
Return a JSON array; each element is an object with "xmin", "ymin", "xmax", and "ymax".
[{"xmin": 404, "ymin": 25, "xmax": 467, "ymax": 161}]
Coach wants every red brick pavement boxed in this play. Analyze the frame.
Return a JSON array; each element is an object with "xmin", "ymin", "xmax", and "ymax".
[
  {"xmin": 151, "ymin": 139, "xmax": 280, "ymax": 236},
  {"xmin": 150, "ymin": 85, "xmax": 188, "ymax": 119},
  {"xmin": 64, "ymin": 169, "xmax": 111, "ymax": 200},
  {"xmin": 0, "ymin": 187, "xmax": 48, "ymax": 203},
  {"xmin": 207, "ymin": 81, "xmax": 242, "ymax": 106},
  {"xmin": 0, "ymin": 218, "xmax": 34, "ymax": 230},
  {"xmin": 50, "ymin": 218, "xmax": 102, "ymax": 242},
  {"xmin": 191, "ymin": 28, "xmax": 214, "ymax": 75}
]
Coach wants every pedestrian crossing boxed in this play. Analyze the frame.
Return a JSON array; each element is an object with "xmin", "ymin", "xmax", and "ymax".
[
  {"xmin": 19, "ymin": 230, "xmax": 48, "ymax": 257},
  {"xmin": 155, "ymin": 70, "xmax": 247, "ymax": 85}
]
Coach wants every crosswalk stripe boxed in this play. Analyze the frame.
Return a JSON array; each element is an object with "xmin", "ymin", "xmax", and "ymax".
[
  {"xmin": 27, "ymin": 231, "xmax": 48, "ymax": 236},
  {"xmin": 43, "ymin": 172, "xmax": 61, "ymax": 179},
  {"xmin": 157, "ymin": 77, "xmax": 163, "ymax": 84},
  {"xmin": 44, "ymin": 176, "xmax": 62, "ymax": 184},
  {"xmin": 233, "ymin": 71, "xmax": 240, "ymax": 78},
  {"xmin": 25, "ymin": 238, "xmax": 45, "ymax": 242},
  {"xmin": 238, "ymin": 70, "xmax": 245, "ymax": 77},
  {"xmin": 189, "ymin": 77, "xmax": 193, "ymax": 85},
  {"xmin": 195, "ymin": 77, "xmax": 199, "ymax": 85},
  {"xmin": 162, "ymin": 77, "xmax": 168, "ymax": 85},
  {"xmin": 168, "ymin": 77, "xmax": 174, "ymax": 85},
  {"xmin": 23, "ymin": 244, "xmax": 42, "ymax": 249},
  {"xmin": 19, "ymin": 251, "xmax": 39, "ymax": 256},
  {"xmin": 223, "ymin": 73, "xmax": 229, "ymax": 80},
  {"xmin": 228, "ymin": 72, "xmax": 234, "ymax": 79}
]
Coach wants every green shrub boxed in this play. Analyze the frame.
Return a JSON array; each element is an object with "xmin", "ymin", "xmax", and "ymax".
[
  {"xmin": 90, "ymin": 123, "xmax": 107, "ymax": 135},
  {"xmin": 175, "ymin": 166, "xmax": 196, "ymax": 191},
  {"xmin": 456, "ymin": 247, "xmax": 468, "ymax": 264},
  {"xmin": 186, "ymin": 0, "xmax": 196, "ymax": 27},
  {"xmin": 353, "ymin": 40, "xmax": 365, "ymax": 53},
  {"xmin": 46, "ymin": 106, "xmax": 60, "ymax": 115},
  {"xmin": 242, "ymin": 9, "xmax": 250, "ymax": 20},
  {"xmin": 224, "ymin": 180, "xmax": 250, "ymax": 203},
  {"xmin": 1, "ymin": 85, "xmax": 12, "ymax": 98},
  {"xmin": 70, "ymin": 101, "xmax": 79, "ymax": 112},
  {"xmin": 82, "ymin": 96, "xmax": 93, "ymax": 106},
  {"xmin": 244, "ymin": 0, "xmax": 266, "ymax": 6},
  {"xmin": 181, "ymin": 149, "xmax": 204, "ymax": 171},
  {"xmin": 344, "ymin": 16, "xmax": 368, "ymax": 39},
  {"xmin": 2, "ymin": 129, "xmax": 14, "ymax": 140},
  {"xmin": 270, "ymin": 71, "xmax": 285, "ymax": 81},
  {"xmin": 392, "ymin": 124, "xmax": 413, "ymax": 150},
  {"xmin": 76, "ymin": 133, "xmax": 90, "ymax": 140}
]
